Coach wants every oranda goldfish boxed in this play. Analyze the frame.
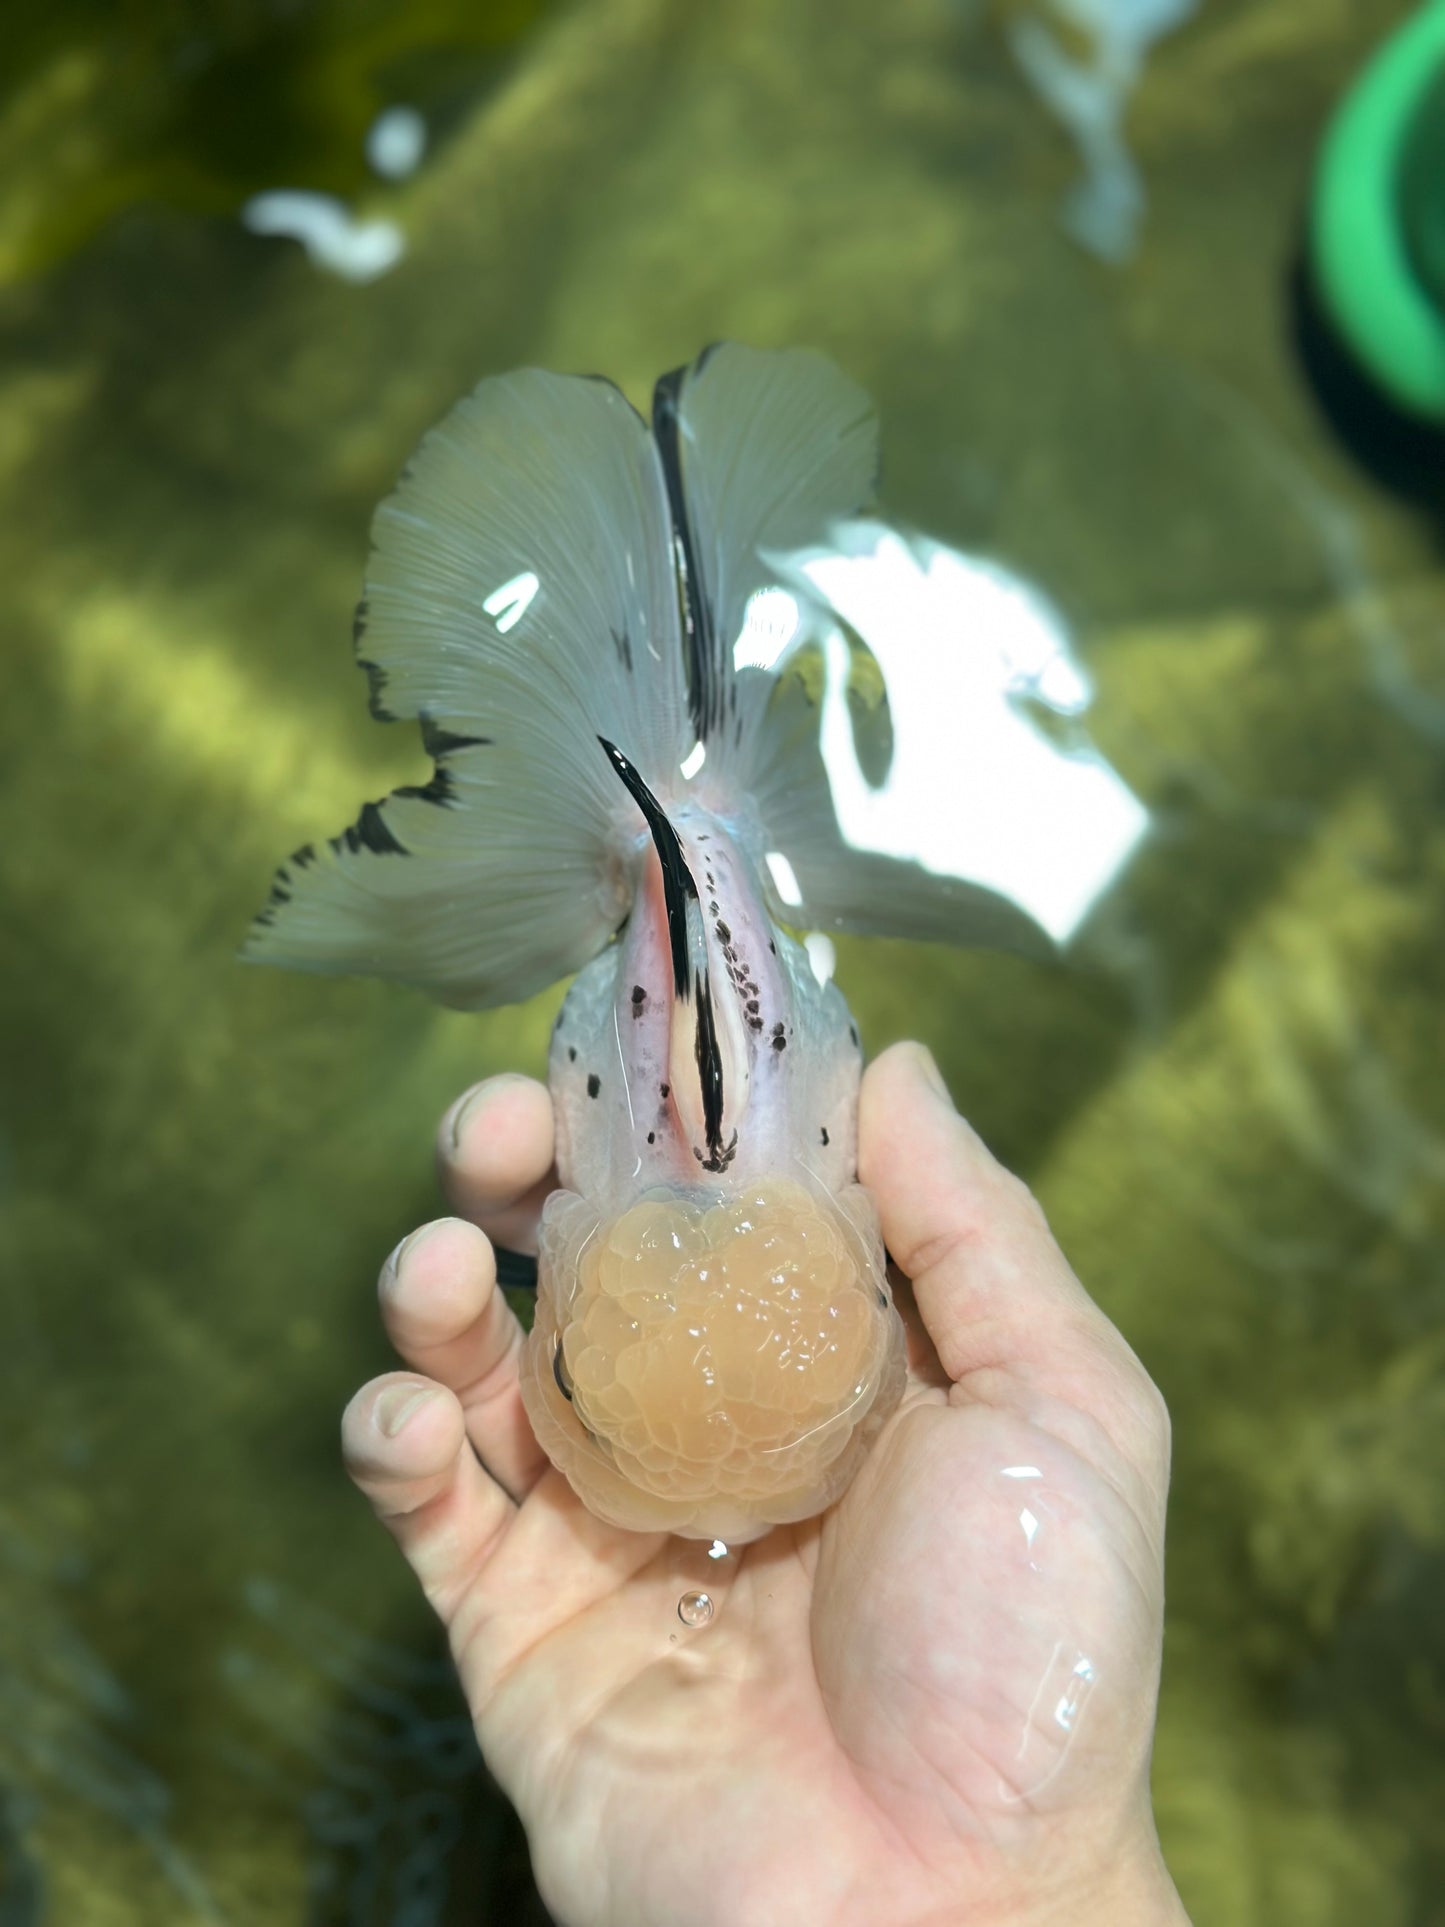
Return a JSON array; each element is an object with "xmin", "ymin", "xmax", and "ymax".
[{"xmin": 247, "ymin": 344, "xmax": 1040, "ymax": 1544}]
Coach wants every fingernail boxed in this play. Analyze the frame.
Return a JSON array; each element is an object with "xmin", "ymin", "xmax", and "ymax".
[
  {"xmin": 374, "ymin": 1384, "xmax": 440, "ymax": 1439},
  {"xmin": 382, "ymin": 1220, "xmax": 443, "ymax": 1284},
  {"xmin": 446, "ymin": 1084, "xmax": 490, "ymax": 1154}
]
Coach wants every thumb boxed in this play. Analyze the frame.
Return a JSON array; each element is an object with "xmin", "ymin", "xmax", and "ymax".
[{"xmin": 858, "ymin": 1042, "xmax": 1168, "ymax": 1472}]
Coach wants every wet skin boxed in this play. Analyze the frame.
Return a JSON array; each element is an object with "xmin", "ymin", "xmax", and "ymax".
[{"xmin": 342, "ymin": 1044, "xmax": 1189, "ymax": 1927}]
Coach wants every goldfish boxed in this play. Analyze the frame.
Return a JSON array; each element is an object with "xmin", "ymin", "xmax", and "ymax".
[{"xmin": 246, "ymin": 344, "xmax": 1048, "ymax": 1543}]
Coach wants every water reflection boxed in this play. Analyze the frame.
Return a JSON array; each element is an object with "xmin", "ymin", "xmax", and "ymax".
[{"xmin": 777, "ymin": 522, "xmax": 1148, "ymax": 943}]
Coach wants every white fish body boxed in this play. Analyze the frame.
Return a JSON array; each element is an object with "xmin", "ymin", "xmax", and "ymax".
[{"xmin": 247, "ymin": 344, "xmax": 1047, "ymax": 1541}]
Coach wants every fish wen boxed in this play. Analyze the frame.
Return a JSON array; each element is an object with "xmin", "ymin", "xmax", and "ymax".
[{"xmin": 246, "ymin": 344, "xmax": 1046, "ymax": 1543}]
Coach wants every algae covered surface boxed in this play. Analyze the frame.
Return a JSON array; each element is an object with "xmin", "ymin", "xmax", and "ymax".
[{"xmin": 2, "ymin": 0, "xmax": 1443, "ymax": 1919}]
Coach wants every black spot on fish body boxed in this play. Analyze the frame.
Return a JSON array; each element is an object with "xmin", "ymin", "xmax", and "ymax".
[
  {"xmin": 587, "ymin": 1073, "xmax": 601, "ymax": 1098},
  {"xmin": 659, "ymin": 1083, "xmax": 670, "ymax": 1099},
  {"xmin": 771, "ymin": 1033, "xmax": 787, "ymax": 1052},
  {"xmin": 631, "ymin": 984, "xmax": 647, "ymax": 1014},
  {"xmin": 849, "ymin": 1024, "xmax": 860, "ymax": 1048},
  {"xmin": 768, "ymin": 939, "xmax": 777, "ymax": 955},
  {"xmin": 647, "ymin": 1131, "xmax": 656, "ymax": 1144},
  {"xmin": 820, "ymin": 1126, "xmax": 830, "ymax": 1146},
  {"xmin": 697, "ymin": 1129, "xmax": 739, "ymax": 1175},
  {"xmin": 568, "ymin": 1046, "xmax": 577, "ymax": 1062},
  {"xmin": 716, "ymin": 921, "xmax": 731, "ymax": 943}
]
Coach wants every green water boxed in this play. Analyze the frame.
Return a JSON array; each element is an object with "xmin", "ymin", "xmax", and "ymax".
[{"xmin": 2, "ymin": 0, "xmax": 1443, "ymax": 1919}]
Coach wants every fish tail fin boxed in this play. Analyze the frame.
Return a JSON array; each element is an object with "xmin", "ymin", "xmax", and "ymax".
[{"xmin": 244, "ymin": 367, "xmax": 693, "ymax": 1007}]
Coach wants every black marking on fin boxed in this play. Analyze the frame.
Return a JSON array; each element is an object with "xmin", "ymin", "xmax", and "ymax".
[
  {"xmin": 612, "ymin": 627, "xmax": 634, "ymax": 673},
  {"xmin": 587, "ymin": 1072, "xmax": 601, "ymax": 1099},
  {"xmin": 394, "ymin": 769, "xmax": 458, "ymax": 809},
  {"xmin": 651, "ymin": 365, "xmax": 719, "ymax": 744},
  {"xmin": 421, "ymin": 715, "xmax": 492, "ymax": 759},
  {"xmin": 600, "ymin": 735, "xmax": 728, "ymax": 1164},
  {"xmin": 599, "ymin": 738, "xmax": 697, "ymax": 998},
  {"xmin": 352, "ymin": 598, "xmax": 369, "ymax": 644},
  {"xmin": 333, "ymin": 801, "xmax": 407, "ymax": 857},
  {"xmin": 358, "ymin": 656, "xmax": 396, "ymax": 722}
]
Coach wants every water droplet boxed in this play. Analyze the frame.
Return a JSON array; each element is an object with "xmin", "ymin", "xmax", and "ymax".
[
  {"xmin": 677, "ymin": 1590, "xmax": 714, "ymax": 1627},
  {"xmin": 707, "ymin": 1539, "xmax": 729, "ymax": 1560}
]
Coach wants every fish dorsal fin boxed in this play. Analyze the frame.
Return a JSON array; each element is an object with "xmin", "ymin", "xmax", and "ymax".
[
  {"xmin": 245, "ymin": 368, "xmax": 689, "ymax": 1008},
  {"xmin": 651, "ymin": 344, "xmax": 878, "ymax": 777}
]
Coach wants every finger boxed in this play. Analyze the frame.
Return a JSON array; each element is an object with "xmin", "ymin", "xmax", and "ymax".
[
  {"xmin": 344, "ymin": 1373, "xmax": 513, "ymax": 1624},
  {"xmin": 437, "ymin": 1074, "xmax": 556, "ymax": 1254},
  {"xmin": 859, "ymin": 1043, "xmax": 1168, "ymax": 1464},
  {"xmin": 380, "ymin": 1218, "xmax": 550, "ymax": 1502}
]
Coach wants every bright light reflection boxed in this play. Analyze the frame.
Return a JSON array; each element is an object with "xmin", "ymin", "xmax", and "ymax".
[
  {"xmin": 242, "ymin": 192, "xmax": 404, "ymax": 283},
  {"xmin": 765, "ymin": 850, "xmax": 803, "ymax": 907},
  {"xmin": 786, "ymin": 522, "xmax": 1147, "ymax": 945},
  {"xmin": 483, "ymin": 570, "xmax": 540, "ymax": 634},
  {"xmin": 366, "ymin": 106, "xmax": 427, "ymax": 180},
  {"xmin": 680, "ymin": 740, "xmax": 707, "ymax": 780},
  {"xmin": 734, "ymin": 587, "xmax": 802, "ymax": 672},
  {"xmin": 804, "ymin": 932, "xmax": 836, "ymax": 985}
]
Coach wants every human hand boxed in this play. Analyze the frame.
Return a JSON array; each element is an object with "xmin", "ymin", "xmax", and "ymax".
[{"xmin": 343, "ymin": 1043, "xmax": 1187, "ymax": 1927}]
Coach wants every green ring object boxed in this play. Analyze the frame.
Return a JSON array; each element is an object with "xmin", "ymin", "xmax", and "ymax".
[{"xmin": 1311, "ymin": 0, "xmax": 1445, "ymax": 420}]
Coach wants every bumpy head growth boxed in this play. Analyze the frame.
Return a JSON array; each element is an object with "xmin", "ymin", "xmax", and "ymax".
[{"xmin": 521, "ymin": 1175, "xmax": 905, "ymax": 1542}]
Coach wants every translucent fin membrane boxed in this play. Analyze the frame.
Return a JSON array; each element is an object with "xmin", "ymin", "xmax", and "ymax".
[{"xmin": 521, "ymin": 1177, "xmax": 906, "ymax": 1543}]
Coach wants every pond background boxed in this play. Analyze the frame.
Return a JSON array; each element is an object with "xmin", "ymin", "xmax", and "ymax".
[{"xmin": 3, "ymin": 0, "xmax": 1445, "ymax": 1919}]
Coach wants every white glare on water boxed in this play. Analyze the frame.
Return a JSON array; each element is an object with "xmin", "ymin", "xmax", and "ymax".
[
  {"xmin": 241, "ymin": 193, "xmax": 405, "ymax": 283},
  {"xmin": 783, "ymin": 523, "xmax": 1148, "ymax": 945},
  {"xmin": 366, "ymin": 106, "xmax": 427, "ymax": 180}
]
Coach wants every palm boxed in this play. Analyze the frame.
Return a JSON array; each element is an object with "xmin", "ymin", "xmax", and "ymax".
[{"xmin": 346, "ymin": 1049, "xmax": 1174, "ymax": 1927}]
